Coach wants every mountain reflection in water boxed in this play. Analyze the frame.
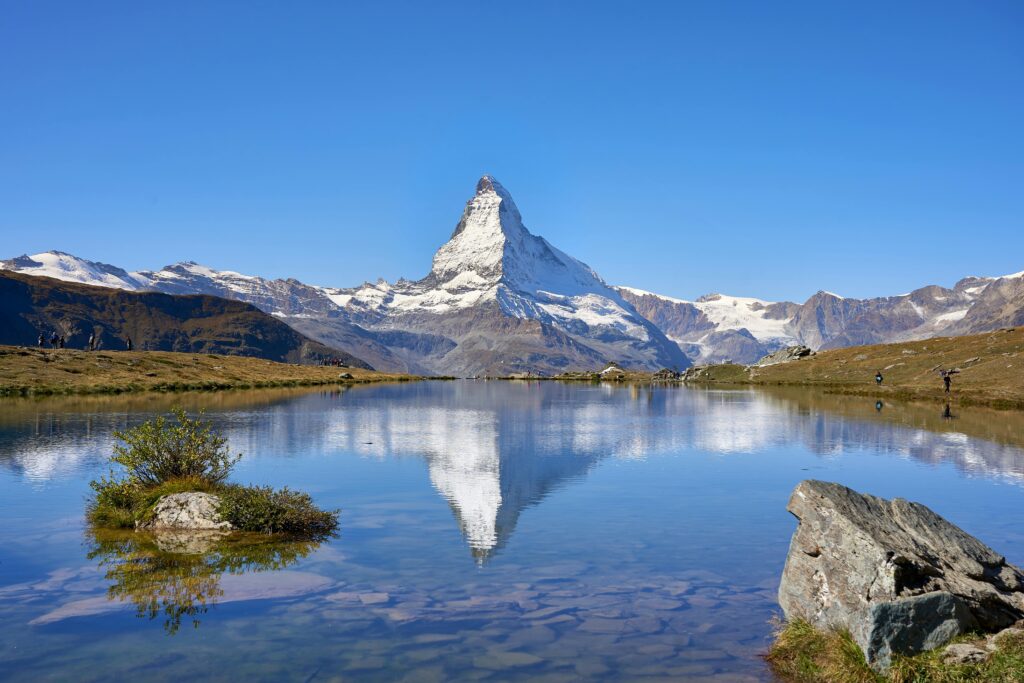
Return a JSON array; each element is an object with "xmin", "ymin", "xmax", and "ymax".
[{"xmin": 2, "ymin": 382, "xmax": 1023, "ymax": 565}]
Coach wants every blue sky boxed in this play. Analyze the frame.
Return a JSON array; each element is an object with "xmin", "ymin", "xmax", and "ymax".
[{"xmin": 1, "ymin": 2, "xmax": 1021, "ymax": 302}]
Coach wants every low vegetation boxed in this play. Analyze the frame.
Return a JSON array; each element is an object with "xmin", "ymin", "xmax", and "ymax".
[
  {"xmin": 686, "ymin": 328, "xmax": 1024, "ymax": 410},
  {"xmin": 88, "ymin": 408, "xmax": 338, "ymax": 538},
  {"xmin": 766, "ymin": 619, "xmax": 1024, "ymax": 683},
  {"xmin": 0, "ymin": 345, "xmax": 417, "ymax": 397}
]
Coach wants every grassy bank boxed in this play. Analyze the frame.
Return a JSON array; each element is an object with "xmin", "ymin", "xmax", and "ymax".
[
  {"xmin": 685, "ymin": 328, "xmax": 1024, "ymax": 410},
  {"xmin": 766, "ymin": 619, "xmax": 1024, "ymax": 683},
  {"xmin": 0, "ymin": 345, "xmax": 418, "ymax": 396}
]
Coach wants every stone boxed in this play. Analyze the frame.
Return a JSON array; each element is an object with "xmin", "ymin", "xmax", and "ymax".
[
  {"xmin": 942, "ymin": 643, "xmax": 989, "ymax": 664},
  {"xmin": 137, "ymin": 492, "xmax": 232, "ymax": 531},
  {"xmin": 986, "ymin": 625, "xmax": 1024, "ymax": 651},
  {"xmin": 778, "ymin": 480, "xmax": 1024, "ymax": 671},
  {"xmin": 754, "ymin": 345, "xmax": 813, "ymax": 366},
  {"xmin": 338, "ymin": 372, "xmax": 354, "ymax": 379}
]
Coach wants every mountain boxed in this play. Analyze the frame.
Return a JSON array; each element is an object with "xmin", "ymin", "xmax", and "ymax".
[
  {"xmin": 0, "ymin": 270, "xmax": 370, "ymax": 367},
  {"xmin": 3, "ymin": 176, "xmax": 1021, "ymax": 371},
  {"xmin": 2, "ymin": 177, "xmax": 690, "ymax": 376},
  {"xmin": 319, "ymin": 176, "xmax": 690, "ymax": 375},
  {"xmin": 617, "ymin": 271, "xmax": 1021, "ymax": 364}
]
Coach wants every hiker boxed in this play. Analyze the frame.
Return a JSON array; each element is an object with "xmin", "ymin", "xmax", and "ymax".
[
  {"xmin": 943, "ymin": 373, "xmax": 952, "ymax": 394},
  {"xmin": 37, "ymin": 333, "xmax": 44, "ymax": 348},
  {"xmin": 58, "ymin": 335, "xmax": 65, "ymax": 349},
  {"xmin": 875, "ymin": 370, "xmax": 883, "ymax": 386},
  {"xmin": 50, "ymin": 333, "xmax": 59, "ymax": 349},
  {"xmin": 125, "ymin": 336, "xmax": 133, "ymax": 351},
  {"xmin": 87, "ymin": 333, "xmax": 95, "ymax": 351}
]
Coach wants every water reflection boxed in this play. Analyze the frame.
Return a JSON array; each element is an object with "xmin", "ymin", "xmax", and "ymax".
[
  {"xmin": 56, "ymin": 530, "xmax": 326, "ymax": 633},
  {"xmin": 2, "ymin": 383, "xmax": 1024, "ymax": 564}
]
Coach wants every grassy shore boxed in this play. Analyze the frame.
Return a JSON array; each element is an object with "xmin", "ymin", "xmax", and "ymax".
[
  {"xmin": 767, "ymin": 619, "xmax": 1024, "ymax": 683},
  {"xmin": 684, "ymin": 328, "xmax": 1024, "ymax": 410},
  {"xmin": 0, "ymin": 345, "xmax": 418, "ymax": 396}
]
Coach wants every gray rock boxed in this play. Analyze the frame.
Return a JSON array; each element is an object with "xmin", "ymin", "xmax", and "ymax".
[
  {"xmin": 138, "ymin": 492, "xmax": 233, "ymax": 531},
  {"xmin": 778, "ymin": 480, "xmax": 1024, "ymax": 671},
  {"xmin": 754, "ymin": 345, "xmax": 812, "ymax": 366},
  {"xmin": 942, "ymin": 643, "xmax": 989, "ymax": 664},
  {"xmin": 986, "ymin": 625, "xmax": 1024, "ymax": 651}
]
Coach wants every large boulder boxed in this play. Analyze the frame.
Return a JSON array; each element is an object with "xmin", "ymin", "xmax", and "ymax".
[
  {"xmin": 754, "ymin": 345, "xmax": 812, "ymax": 366},
  {"xmin": 138, "ymin": 492, "xmax": 233, "ymax": 532},
  {"xmin": 778, "ymin": 480, "xmax": 1024, "ymax": 671}
]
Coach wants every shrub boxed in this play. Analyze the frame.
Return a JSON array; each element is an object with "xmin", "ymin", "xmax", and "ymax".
[
  {"xmin": 218, "ymin": 485, "xmax": 339, "ymax": 536},
  {"xmin": 111, "ymin": 408, "xmax": 240, "ymax": 486},
  {"xmin": 87, "ymin": 409, "xmax": 337, "ymax": 540}
]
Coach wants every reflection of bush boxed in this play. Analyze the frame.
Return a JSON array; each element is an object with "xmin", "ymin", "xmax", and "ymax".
[{"xmin": 86, "ymin": 528, "xmax": 322, "ymax": 634}]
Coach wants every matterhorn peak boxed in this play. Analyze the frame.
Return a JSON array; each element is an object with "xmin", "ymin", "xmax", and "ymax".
[{"xmin": 430, "ymin": 175, "xmax": 529, "ymax": 285}]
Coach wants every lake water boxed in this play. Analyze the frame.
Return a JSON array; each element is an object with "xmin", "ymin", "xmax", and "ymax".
[{"xmin": 1, "ymin": 381, "xmax": 1023, "ymax": 682}]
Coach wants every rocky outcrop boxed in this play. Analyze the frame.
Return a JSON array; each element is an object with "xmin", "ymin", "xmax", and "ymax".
[
  {"xmin": 778, "ymin": 480, "xmax": 1024, "ymax": 671},
  {"xmin": 754, "ymin": 345, "xmax": 813, "ymax": 366},
  {"xmin": 138, "ymin": 492, "xmax": 233, "ymax": 532}
]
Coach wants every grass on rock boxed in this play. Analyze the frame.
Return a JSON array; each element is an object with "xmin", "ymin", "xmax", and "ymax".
[{"xmin": 88, "ymin": 408, "xmax": 338, "ymax": 538}]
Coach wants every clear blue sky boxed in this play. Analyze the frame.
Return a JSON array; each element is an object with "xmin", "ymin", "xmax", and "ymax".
[{"xmin": 2, "ymin": 1, "xmax": 1021, "ymax": 302}]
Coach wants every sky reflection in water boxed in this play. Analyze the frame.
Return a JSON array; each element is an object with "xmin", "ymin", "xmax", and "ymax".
[{"xmin": 1, "ymin": 382, "xmax": 1022, "ymax": 682}]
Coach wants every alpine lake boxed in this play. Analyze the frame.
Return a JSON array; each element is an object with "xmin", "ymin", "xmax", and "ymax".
[{"xmin": 1, "ymin": 381, "xmax": 1023, "ymax": 682}]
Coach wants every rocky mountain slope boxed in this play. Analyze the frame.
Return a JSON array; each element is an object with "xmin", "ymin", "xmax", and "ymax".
[
  {"xmin": 2, "ymin": 177, "xmax": 689, "ymax": 375},
  {"xmin": 3, "ymin": 176, "xmax": 1020, "ymax": 371},
  {"xmin": 618, "ymin": 270, "xmax": 1023, "ymax": 364},
  {"xmin": 0, "ymin": 270, "xmax": 368, "ymax": 367}
]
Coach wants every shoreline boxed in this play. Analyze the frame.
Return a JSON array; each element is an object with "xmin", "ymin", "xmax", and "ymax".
[
  {"xmin": 0, "ymin": 345, "xmax": 423, "ymax": 397},
  {"xmin": 520, "ymin": 328, "xmax": 1024, "ymax": 411}
]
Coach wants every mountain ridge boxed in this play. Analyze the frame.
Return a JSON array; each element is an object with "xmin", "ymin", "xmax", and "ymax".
[
  {"xmin": 3, "ymin": 176, "xmax": 1021, "ymax": 372},
  {"xmin": 0, "ymin": 270, "xmax": 370, "ymax": 367}
]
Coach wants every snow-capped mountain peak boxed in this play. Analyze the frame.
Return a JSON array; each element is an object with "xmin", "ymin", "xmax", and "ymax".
[
  {"xmin": 430, "ymin": 175, "xmax": 609, "ymax": 302},
  {"xmin": 0, "ymin": 251, "xmax": 152, "ymax": 290}
]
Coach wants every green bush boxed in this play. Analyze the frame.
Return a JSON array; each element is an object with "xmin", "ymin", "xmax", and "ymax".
[
  {"xmin": 110, "ymin": 408, "xmax": 240, "ymax": 487},
  {"xmin": 218, "ymin": 485, "xmax": 339, "ymax": 537},
  {"xmin": 87, "ymin": 409, "xmax": 337, "ymax": 539}
]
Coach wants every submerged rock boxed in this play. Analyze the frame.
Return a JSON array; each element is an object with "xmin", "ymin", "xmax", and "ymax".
[
  {"xmin": 778, "ymin": 480, "xmax": 1024, "ymax": 671},
  {"xmin": 138, "ymin": 492, "xmax": 233, "ymax": 531}
]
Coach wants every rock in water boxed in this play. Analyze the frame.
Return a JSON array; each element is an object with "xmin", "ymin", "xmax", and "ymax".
[
  {"xmin": 139, "ymin": 492, "xmax": 233, "ymax": 531},
  {"xmin": 778, "ymin": 480, "xmax": 1024, "ymax": 670}
]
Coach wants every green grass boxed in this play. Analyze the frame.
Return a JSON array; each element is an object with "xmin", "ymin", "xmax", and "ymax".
[
  {"xmin": 767, "ymin": 619, "xmax": 1024, "ymax": 683},
  {"xmin": 87, "ymin": 409, "xmax": 338, "ymax": 539}
]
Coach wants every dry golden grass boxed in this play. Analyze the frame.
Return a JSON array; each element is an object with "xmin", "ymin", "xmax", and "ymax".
[
  {"xmin": 0, "ymin": 345, "xmax": 417, "ymax": 396},
  {"xmin": 691, "ymin": 328, "xmax": 1024, "ymax": 409}
]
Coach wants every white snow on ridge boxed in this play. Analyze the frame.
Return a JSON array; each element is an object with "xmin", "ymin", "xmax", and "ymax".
[
  {"xmin": 0, "ymin": 251, "xmax": 152, "ymax": 290},
  {"xmin": 617, "ymin": 286, "xmax": 794, "ymax": 343}
]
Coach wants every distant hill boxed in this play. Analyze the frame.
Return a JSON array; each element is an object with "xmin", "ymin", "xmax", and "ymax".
[{"xmin": 0, "ymin": 270, "xmax": 371, "ymax": 368}]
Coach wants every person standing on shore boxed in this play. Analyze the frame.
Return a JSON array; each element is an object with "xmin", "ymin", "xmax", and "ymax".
[
  {"xmin": 58, "ymin": 335, "xmax": 65, "ymax": 349},
  {"xmin": 87, "ymin": 333, "xmax": 95, "ymax": 351},
  {"xmin": 943, "ymin": 373, "xmax": 952, "ymax": 394},
  {"xmin": 875, "ymin": 370, "xmax": 883, "ymax": 386},
  {"xmin": 37, "ymin": 332, "xmax": 44, "ymax": 348},
  {"xmin": 125, "ymin": 336, "xmax": 133, "ymax": 351}
]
